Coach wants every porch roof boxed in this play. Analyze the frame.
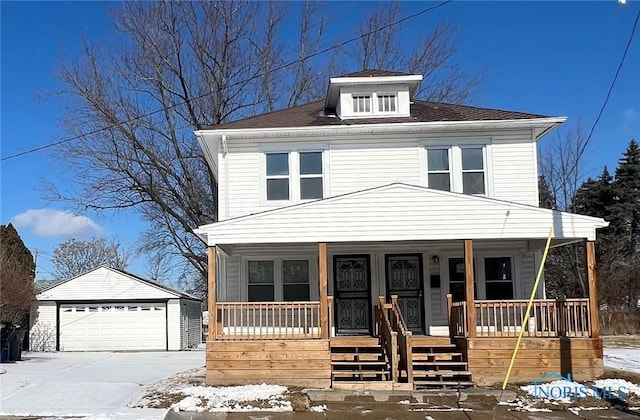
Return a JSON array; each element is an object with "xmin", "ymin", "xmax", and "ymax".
[{"xmin": 195, "ymin": 183, "xmax": 608, "ymax": 246}]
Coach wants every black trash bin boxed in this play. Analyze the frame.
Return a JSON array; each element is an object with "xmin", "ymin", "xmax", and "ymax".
[
  {"xmin": 9, "ymin": 328, "xmax": 25, "ymax": 361},
  {"xmin": 0, "ymin": 323, "xmax": 16, "ymax": 363}
]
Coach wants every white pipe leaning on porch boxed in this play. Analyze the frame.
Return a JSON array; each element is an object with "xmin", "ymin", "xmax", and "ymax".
[{"xmin": 501, "ymin": 227, "xmax": 554, "ymax": 390}]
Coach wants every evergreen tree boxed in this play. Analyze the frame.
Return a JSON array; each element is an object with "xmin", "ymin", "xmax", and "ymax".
[
  {"xmin": 0, "ymin": 224, "xmax": 36, "ymax": 324},
  {"xmin": 612, "ymin": 139, "xmax": 640, "ymax": 256}
]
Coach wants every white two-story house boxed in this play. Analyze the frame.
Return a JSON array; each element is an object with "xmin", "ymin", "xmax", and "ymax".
[{"xmin": 195, "ymin": 70, "xmax": 607, "ymax": 389}]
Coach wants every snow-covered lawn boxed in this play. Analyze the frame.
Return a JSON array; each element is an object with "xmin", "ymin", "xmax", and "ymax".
[
  {"xmin": 604, "ymin": 347, "xmax": 640, "ymax": 374},
  {"xmin": 0, "ymin": 350, "xmax": 204, "ymax": 419}
]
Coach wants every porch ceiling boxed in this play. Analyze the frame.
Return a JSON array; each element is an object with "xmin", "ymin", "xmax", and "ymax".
[{"xmin": 195, "ymin": 183, "xmax": 608, "ymax": 246}]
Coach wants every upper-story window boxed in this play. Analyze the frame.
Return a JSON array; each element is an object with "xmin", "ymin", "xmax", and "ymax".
[
  {"xmin": 299, "ymin": 152, "xmax": 323, "ymax": 199},
  {"xmin": 377, "ymin": 94, "xmax": 397, "ymax": 113},
  {"xmin": 266, "ymin": 153, "xmax": 290, "ymax": 200},
  {"xmin": 352, "ymin": 95, "xmax": 371, "ymax": 113},
  {"xmin": 425, "ymin": 143, "xmax": 488, "ymax": 195},
  {"xmin": 264, "ymin": 149, "xmax": 325, "ymax": 202},
  {"xmin": 461, "ymin": 148, "xmax": 485, "ymax": 195},
  {"xmin": 426, "ymin": 148, "xmax": 451, "ymax": 191}
]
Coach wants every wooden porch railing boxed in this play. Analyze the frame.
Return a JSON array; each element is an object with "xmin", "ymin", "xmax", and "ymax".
[
  {"xmin": 215, "ymin": 301, "xmax": 321, "ymax": 340},
  {"xmin": 448, "ymin": 298, "xmax": 591, "ymax": 338},
  {"xmin": 447, "ymin": 295, "xmax": 467, "ymax": 338},
  {"xmin": 390, "ymin": 295, "xmax": 413, "ymax": 383},
  {"xmin": 375, "ymin": 296, "xmax": 398, "ymax": 382}
]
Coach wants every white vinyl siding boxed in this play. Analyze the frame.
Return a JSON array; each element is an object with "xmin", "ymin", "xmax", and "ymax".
[
  {"xmin": 218, "ymin": 129, "xmax": 541, "ymax": 220},
  {"xmin": 201, "ymin": 184, "xmax": 605, "ymax": 245},
  {"xmin": 29, "ymin": 302, "xmax": 57, "ymax": 351},
  {"xmin": 330, "ymin": 140, "xmax": 420, "ymax": 196},
  {"xmin": 167, "ymin": 299, "xmax": 181, "ymax": 350},
  {"xmin": 491, "ymin": 136, "xmax": 538, "ymax": 206},
  {"xmin": 185, "ymin": 300, "xmax": 203, "ymax": 347},
  {"xmin": 37, "ymin": 267, "xmax": 176, "ymax": 301}
]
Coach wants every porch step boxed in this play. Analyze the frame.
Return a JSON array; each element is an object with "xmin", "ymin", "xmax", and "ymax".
[
  {"xmin": 413, "ymin": 361, "xmax": 468, "ymax": 367},
  {"xmin": 331, "ymin": 361, "xmax": 387, "ymax": 366},
  {"xmin": 414, "ymin": 380, "xmax": 475, "ymax": 389},
  {"xmin": 409, "ymin": 339, "xmax": 474, "ymax": 390},
  {"xmin": 414, "ymin": 370, "xmax": 473, "ymax": 377},
  {"xmin": 331, "ymin": 338, "xmax": 391, "ymax": 383}
]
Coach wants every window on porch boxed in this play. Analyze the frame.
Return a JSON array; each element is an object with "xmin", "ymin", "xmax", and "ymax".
[
  {"xmin": 484, "ymin": 257, "xmax": 514, "ymax": 299},
  {"xmin": 247, "ymin": 258, "xmax": 311, "ymax": 301}
]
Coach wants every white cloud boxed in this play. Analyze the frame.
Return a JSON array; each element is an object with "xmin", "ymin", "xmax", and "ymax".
[{"xmin": 12, "ymin": 209, "xmax": 103, "ymax": 238}]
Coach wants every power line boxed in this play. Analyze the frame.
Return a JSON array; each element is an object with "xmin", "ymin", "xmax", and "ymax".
[
  {"xmin": 1, "ymin": 0, "xmax": 453, "ymax": 162},
  {"xmin": 577, "ymin": 7, "xmax": 640, "ymax": 164}
]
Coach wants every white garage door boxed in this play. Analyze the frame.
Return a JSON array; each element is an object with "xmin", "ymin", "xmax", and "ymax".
[{"xmin": 59, "ymin": 303, "xmax": 167, "ymax": 351}]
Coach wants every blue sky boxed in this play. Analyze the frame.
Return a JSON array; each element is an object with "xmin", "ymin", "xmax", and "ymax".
[{"xmin": 1, "ymin": 1, "xmax": 639, "ymax": 281}]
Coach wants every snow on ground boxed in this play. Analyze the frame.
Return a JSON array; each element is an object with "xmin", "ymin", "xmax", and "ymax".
[
  {"xmin": 172, "ymin": 383, "xmax": 291, "ymax": 412},
  {"xmin": 521, "ymin": 379, "xmax": 598, "ymax": 402},
  {"xmin": 604, "ymin": 347, "xmax": 640, "ymax": 373},
  {"xmin": 0, "ymin": 350, "xmax": 204, "ymax": 419},
  {"xmin": 593, "ymin": 378, "xmax": 640, "ymax": 397}
]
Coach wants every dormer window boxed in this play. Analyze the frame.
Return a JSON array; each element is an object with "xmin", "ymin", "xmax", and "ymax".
[
  {"xmin": 377, "ymin": 94, "xmax": 397, "ymax": 113},
  {"xmin": 352, "ymin": 95, "xmax": 371, "ymax": 113}
]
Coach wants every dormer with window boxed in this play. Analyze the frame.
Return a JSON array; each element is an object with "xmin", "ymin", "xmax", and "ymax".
[{"xmin": 325, "ymin": 70, "xmax": 422, "ymax": 119}]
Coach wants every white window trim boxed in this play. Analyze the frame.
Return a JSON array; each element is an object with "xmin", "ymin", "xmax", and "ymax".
[
  {"xmin": 420, "ymin": 138, "xmax": 494, "ymax": 196},
  {"xmin": 240, "ymin": 256, "xmax": 319, "ymax": 301},
  {"xmin": 259, "ymin": 144, "xmax": 328, "ymax": 206},
  {"xmin": 264, "ymin": 152, "xmax": 292, "ymax": 201}
]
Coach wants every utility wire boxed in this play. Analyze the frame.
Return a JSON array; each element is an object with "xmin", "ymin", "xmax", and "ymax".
[
  {"xmin": 572, "ymin": 7, "xmax": 640, "ymax": 172},
  {"xmin": 1, "ymin": 0, "xmax": 453, "ymax": 162}
]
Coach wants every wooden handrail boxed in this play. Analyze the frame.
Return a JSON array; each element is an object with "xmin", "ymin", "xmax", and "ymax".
[
  {"xmin": 390, "ymin": 295, "xmax": 413, "ymax": 383},
  {"xmin": 216, "ymin": 301, "xmax": 322, "ymax": 340},
  {"xmin": 451, "ymin": 298, "xmax": 592, "ymax": 338},
  {"xmin": 376, "ymin": 296, "xmax": 398, "ymax": 382}
]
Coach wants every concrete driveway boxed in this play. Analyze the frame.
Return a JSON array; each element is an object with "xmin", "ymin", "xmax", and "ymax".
[{"xmin": 0, "ymin": 350, "xmax": 204, "ymax": 419}]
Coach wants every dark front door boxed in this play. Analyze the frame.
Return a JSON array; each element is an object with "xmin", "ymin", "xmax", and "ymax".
[
  {"xmin": 334, "ymin": 255, "xmax": 371, "ymax": 335},
  {"xmin": 386, "ymin": 254, "xmax": 424, "ymax": 333}
]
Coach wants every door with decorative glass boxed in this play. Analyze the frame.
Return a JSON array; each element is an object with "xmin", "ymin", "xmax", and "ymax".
[
  {"xmin": 386, "ymin": 254, "xmax": 424, "ymax": 333},
  {"xmin": 333, "ymin": 255, "xmax": 371, "ymax": 335}
]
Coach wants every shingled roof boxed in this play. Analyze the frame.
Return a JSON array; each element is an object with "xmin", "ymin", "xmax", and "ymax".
[{"xmin": 203, "ymin": 100, "xmax": 550, "ymax": 131}]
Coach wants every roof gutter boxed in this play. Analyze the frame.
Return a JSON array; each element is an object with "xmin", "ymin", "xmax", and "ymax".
[{"xmin": 195, "ymin": 117, "xmax": 568, "ymax": 140}]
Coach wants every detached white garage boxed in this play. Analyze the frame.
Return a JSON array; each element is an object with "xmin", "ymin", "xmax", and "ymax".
[{"xmin": 30, "ymin": 266, "xmax": 202, "ymax": 352}]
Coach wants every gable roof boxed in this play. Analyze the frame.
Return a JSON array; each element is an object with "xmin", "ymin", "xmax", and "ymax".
[
  {"xmin": 195, "ymin": 183, "xmax": 608, "ymax": 245},
  {"xmin": 36, "ymin": 266, "xmax": 201, "ymax": 301},
  {"xmin": 202, "ymin": 100, "xmax": 550, "ymax": 131}
]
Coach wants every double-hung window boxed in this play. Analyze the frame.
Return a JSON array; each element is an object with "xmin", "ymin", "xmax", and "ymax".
[
  {"xmin": 266, "ymin": 153, "xmax": 290, "ymax": 200},
  {"xmin": 461, "ymin": 148, "xmax": 485, "ymax": 195},
  {"xmin": 247, "ymin": 258, "xmax": 312, "ymax": 301},
  {"xmin": 425, "ymin": 143, "xmax": 488, "ymax": 195},
  {"xmin": 426, "ymin": 148, "xmax": 451, "ymax": 191},
  {"xmin": 299, "ymin": 152, "xmax": 323, "ymax": 199},
  {"xmin": 264, "ymin": 149, "xmax": 324, "ymax": 202},
  {"xmin": 484, "ymin": 257, "xmax": 513, "ymax": 299}
]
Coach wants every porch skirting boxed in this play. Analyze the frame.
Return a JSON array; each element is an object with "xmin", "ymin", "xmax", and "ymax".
[
  {"xmin": 454, "ymin": 337, "xmax": 604, "ymax": 386},
  {"xmin": 206, "ymin": 340, "xmax": 332, "ymax": 388}
]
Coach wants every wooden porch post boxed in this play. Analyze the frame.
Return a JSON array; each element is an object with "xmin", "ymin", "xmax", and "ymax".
[
  {"xmin": 319, "ymin": 243, "xmax": 329, "ymax": 339},
  {"xmin": 586, "ymin": 241, "xmax": 600, "ymax": 339},
  {"xmin": 464, "ymin": 240, "xmax": 476, "ymax": 338},
  {"xmin": 208, "ymin": 246, "xmax": 217, "ymax": 341}
]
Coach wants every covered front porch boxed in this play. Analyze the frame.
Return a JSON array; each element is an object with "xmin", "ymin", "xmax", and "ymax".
[
  {"xmin": 204, "ymin": 239, "xmax": 602, "ymax": 389},
  {"xmin": 197, "ymin": 184, "xmax": 607, "ymax": 389}
]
